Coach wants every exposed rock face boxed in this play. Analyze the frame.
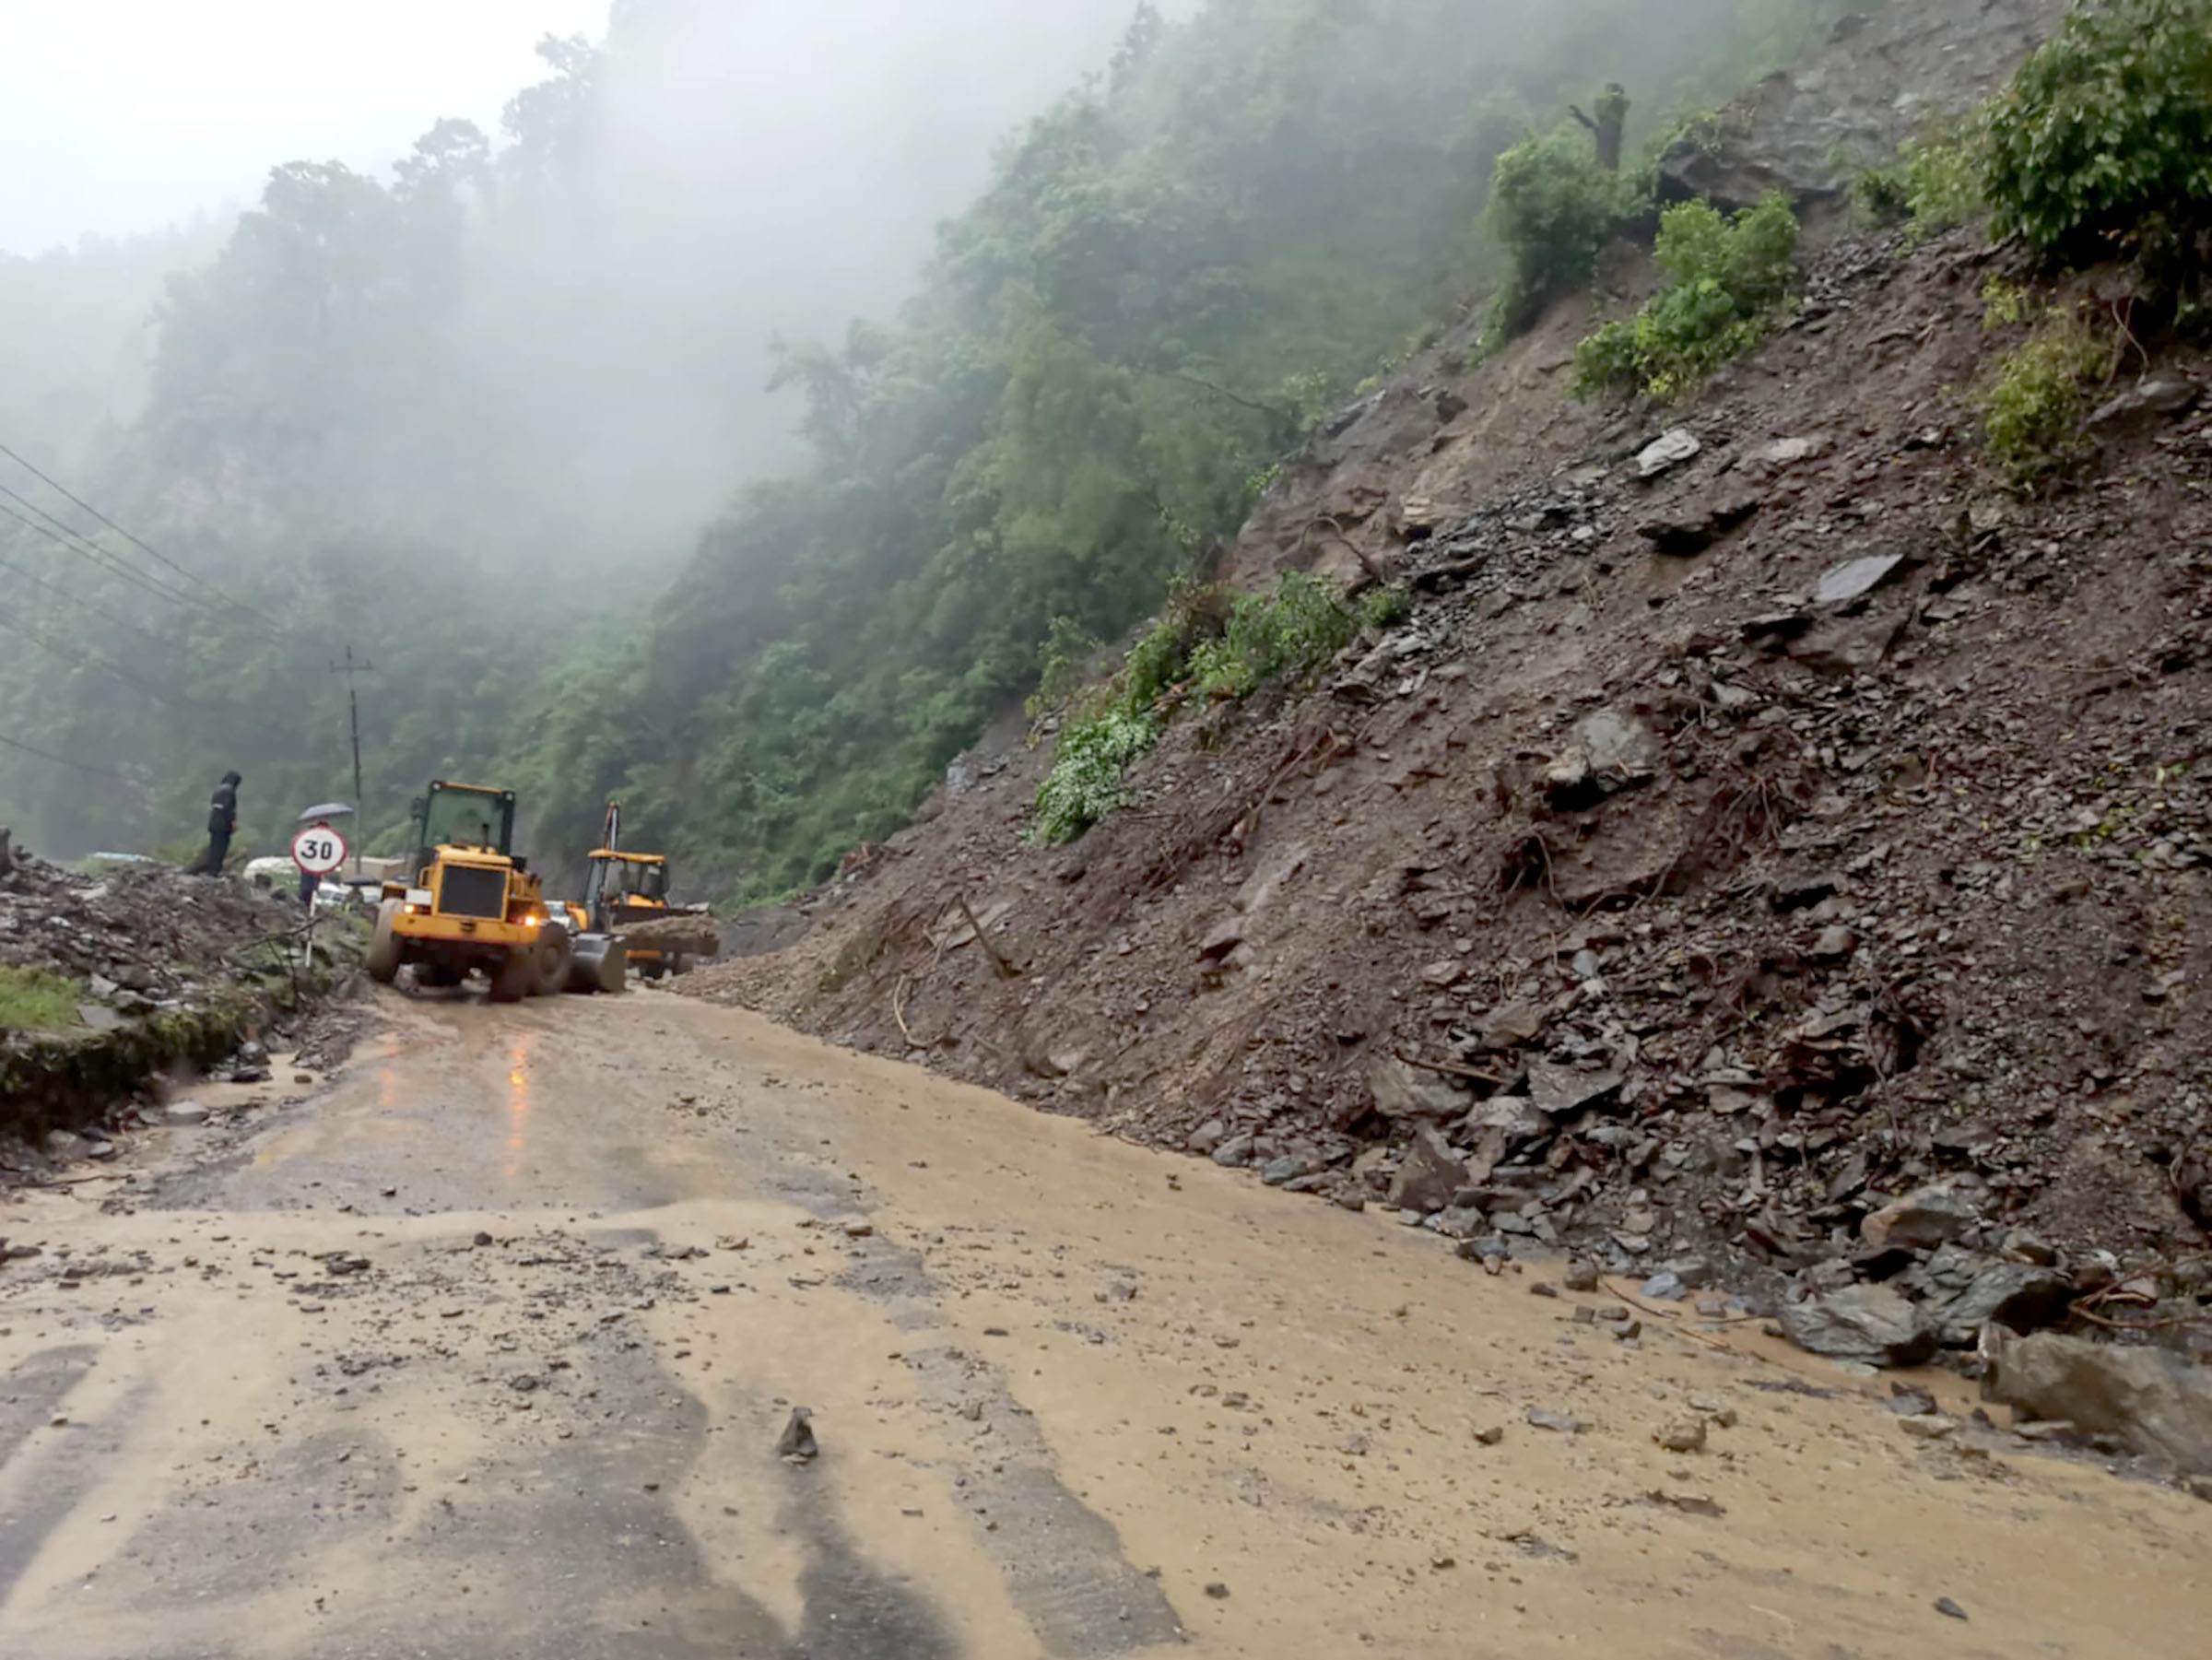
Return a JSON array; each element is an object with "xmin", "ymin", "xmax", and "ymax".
[
  {"xmin": 1654, "ymin": 0, "xmax": 2071, "ymax": 211},
  {"xmin": 1983, "ymin": 1330, "xmax": 2212, "ymax": 1474},
  {"xmin": 684, "ymin": 20, "xmax": 2212, "ymax": 1359}
]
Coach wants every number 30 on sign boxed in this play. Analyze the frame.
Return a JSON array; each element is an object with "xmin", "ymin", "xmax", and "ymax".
[{"xmin": 292, "ymin": 826, "xmax": 348, "ymax": 876}]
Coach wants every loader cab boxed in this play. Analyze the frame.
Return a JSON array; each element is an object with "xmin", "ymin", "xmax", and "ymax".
[
  {"xmin": 410, "ymin": 783, "xmax": 517, "ymax": 879},
  {"xmin": 582, "ymin": 850, "xmax": 669, "ymax": 928}
]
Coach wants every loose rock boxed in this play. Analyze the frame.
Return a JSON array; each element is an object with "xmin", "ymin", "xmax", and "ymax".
[
  {"xmin": 1388, "ymin": 1126, "xmax": 1468, "ymax": 1214},
  {"xmin": 1779, "ymin": 1283, "xmax": 1936, "ymax": 1369},
  {"xmin": 1860, "ymin": 1180, "xmax": 1981, "ymax": 1254},
  {"xmin": 775, "ymin": 1407, "xmax": 819, "ymax": 1464},
  {"xmin": 1636, "ymin": 429, "xmax": 1701, "ymax": 478}
]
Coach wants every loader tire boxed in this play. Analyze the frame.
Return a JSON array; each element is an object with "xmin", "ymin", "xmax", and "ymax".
[
  {"xmin": 367, "ymin": 901, "xmax": 403, "ymax": 985},
  {"xmin": 529, "ymin": 927, "xmax": 574, "ymax": 998},
  {"xmin": 488, "ymin": 948, "xmax": 533, "ymax": 1005}
]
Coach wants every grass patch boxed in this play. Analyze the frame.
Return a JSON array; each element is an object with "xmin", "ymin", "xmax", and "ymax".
[
  {"xmin": 1971, "ymin": 305, "xmax": 2105, "ymax": 486},
  {"xmin": 1029, "ymin": 708, "xmax": 1164, "ymax": 845},
  {"xmin": 1030, "ymin": 573, "xmax": 1405, "ymax": 843},
  {"xmin": 1190, "ymin": 574, "xmax": 1390, "ymax": 700},
  {"xmin": 1571, "ymin": 193, "xmax": 1799, "ymax": 402},
  {"xmin": 0, "ymin": 965, "xmax": 88, "ymax": 1034},
  {"xmin": 1853, "ymin": 124, "xmax": 1983, "ymax": 240}
]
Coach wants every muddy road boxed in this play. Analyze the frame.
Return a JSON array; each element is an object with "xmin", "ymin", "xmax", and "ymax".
[{"xmin": 2, "ymin": 992, "xmax": 2206, "ymax": 1658}]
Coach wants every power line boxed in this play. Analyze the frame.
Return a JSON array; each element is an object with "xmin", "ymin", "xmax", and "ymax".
[
  {"xmin": 0, "ymin": 606, "xmax": 197, "ymax": 707},
  {"xmin": 0, "ymin": 487, "xmax": 295, "ymax": 655},
  {"xmin": 0, "ymin": 439, "xmax": 288, "ymax": 631},
  {"xmin": 0, "ymin": 727, "xmax": 135, "ymax": 781},
  {"xmin": 0, "ymin": 484, "xmax": 214, "ymax": 616},
  {"xmin": 0, "ymin": 518, "xmax": 174, "ymax": 648},
  {"xmin": 0, "ymin": 605, "xmax": 300, "ymax": 749}
]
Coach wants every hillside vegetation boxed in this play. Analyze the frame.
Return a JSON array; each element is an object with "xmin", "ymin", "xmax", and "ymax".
[{"xmin": 1, "ymin": 0, "xmax": 1852, "ymax": 891}]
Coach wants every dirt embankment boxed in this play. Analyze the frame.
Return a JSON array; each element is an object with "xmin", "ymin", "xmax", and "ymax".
[
  {"xmin": 689, "ymin": 210, "xmax": 2212, "ymax": 1392},
  {"xmin": 687, "ymin": 6, "xmax": 2212, "ymax": 1405},
  {"xmin": 0, "ymin": 842, "xmax": 363, "ymax": 1160}
]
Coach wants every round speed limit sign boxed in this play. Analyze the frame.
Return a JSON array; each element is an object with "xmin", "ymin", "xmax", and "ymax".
[{"xmin": 291, "ymin": 825, "xmax": 349, "ymax": 877}]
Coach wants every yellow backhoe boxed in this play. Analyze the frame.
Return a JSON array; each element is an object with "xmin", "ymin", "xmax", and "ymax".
[
  {"xmin": 365, "ymin": 781, "xmax": 627, "ymax": 999},
  {"xmin": 570, "ymin": 803, "xmax": 716, "ymax": 981}
]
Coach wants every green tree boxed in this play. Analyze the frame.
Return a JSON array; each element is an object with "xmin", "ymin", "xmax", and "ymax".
[{"xmin": 1982, "ymin": 0, "xmax": 2212, "ymax": 283}]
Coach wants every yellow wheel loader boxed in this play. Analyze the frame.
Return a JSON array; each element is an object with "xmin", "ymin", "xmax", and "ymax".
[
  {"xmin": 364, "ymin": 782, "xmax": 627, "ymax": 1000},
  {"xmin": 570, "ymin": 804, "xmax": 717, "ymax": 981}
]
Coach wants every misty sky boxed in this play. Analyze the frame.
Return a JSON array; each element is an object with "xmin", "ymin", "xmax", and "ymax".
[{"xmin": 0, "ymin": 1, "xmax": 607, "ymax": 253}]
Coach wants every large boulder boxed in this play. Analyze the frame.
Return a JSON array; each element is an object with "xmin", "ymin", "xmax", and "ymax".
[
  {"xmin": 1388, "ymin": 1126, "xmax": 1469, "ymax": 1214},
  {"xmin": 1920, "ymin": 1260, "xmax": 2072, "ymax": 1348},
  {"xmin": 1369, "ymin": 1056, "xmax": 1466, "ymax": 1122},
  {"xmin": 1779, "ymin": 1282, "xmax": 1936, "ymax": 1368},
  {"xmin": 1983, "ymin": 1330, "xmax": 2212, "ymax": 1474},
  {"xmin": 1541, "ymin": 711, "xmax": 1654, "ymax": 806}
]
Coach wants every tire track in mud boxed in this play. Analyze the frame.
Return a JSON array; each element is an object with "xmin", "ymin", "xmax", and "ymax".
[
  {"xmin": 1, "ymin": 993, "xmax": 1180, "ymax": 1659},
  {"xmin": 0, "ymin": 1210, "xmax": 970, "ymax": 1660},
  {"xmin": 832, "ymin": 1230, "xmax": 1187, "ymax": 1656}
]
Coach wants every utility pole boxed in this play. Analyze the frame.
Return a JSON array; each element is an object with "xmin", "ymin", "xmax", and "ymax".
[{"xmin": 330, "ymin": 645, "xmax": 376, "ymax": 877}]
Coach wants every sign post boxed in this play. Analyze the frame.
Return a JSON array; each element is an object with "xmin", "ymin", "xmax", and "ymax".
[
  {"xmin": 291, "ymin": 824, "xmax": 348, "ymax": 881},
  {"xmin": 291, "ymin": 823, "xmax": 348, "ymax": 973}
]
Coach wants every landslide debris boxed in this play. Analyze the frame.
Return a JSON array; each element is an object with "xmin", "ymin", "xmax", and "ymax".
[
  {"xmin": 1, "ymin": 839, "xmax": 359, "ymax": 1158},
  {"xmin": 686, "ymin": 3, "xmax": 2212, "ymax": 1438},
  {"xmin": 691, "ymin": 218, "xmax": 2212, "ymax": 1400}
]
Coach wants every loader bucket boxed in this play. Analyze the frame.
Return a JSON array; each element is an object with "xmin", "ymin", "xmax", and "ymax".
[{"xmin": 567, "ymin": 933, "xmax": 629, "ymax": 995}]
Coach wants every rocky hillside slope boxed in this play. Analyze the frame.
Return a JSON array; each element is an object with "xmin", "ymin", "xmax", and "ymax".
[
  {"xmin": 1650, "ymin": 0, "xmax": 2068, "ymax": 212},
  {"xmin": 688, "ymin": 4, "xmax": 2212, "ymax": 1380}
]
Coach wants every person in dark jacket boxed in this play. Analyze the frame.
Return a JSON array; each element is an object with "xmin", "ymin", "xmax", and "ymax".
[{"xmin": 187, "ymin": 771, "xmax": 241, "ymax": 877}]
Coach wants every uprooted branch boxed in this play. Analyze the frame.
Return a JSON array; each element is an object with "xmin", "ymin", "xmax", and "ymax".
[{"xmin": 958, "ymin": 895, "xmax": 1018, "ymax": 980}]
